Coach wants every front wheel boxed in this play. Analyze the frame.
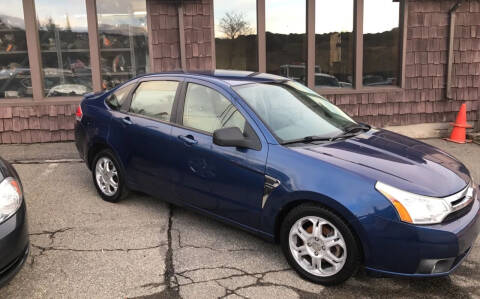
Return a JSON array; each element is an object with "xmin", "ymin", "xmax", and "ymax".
[
  {"xmin": 92, "ymin": 149, "xmax": 128, "ymax": 203},
  {"xmin": 280, "ymin": 204, "xmax": 360, "ymax": 285}
]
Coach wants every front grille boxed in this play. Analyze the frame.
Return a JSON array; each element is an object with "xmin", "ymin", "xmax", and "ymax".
[
  {"xmin": 450, "ymin": 196, "xmax": 466, "ymax": 207},
  {"xmin": 442, "ymin": 200, "xmax": 474, "ymax": 223}
]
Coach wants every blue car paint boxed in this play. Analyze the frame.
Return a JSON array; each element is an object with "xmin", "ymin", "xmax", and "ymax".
[{"xmin": 75, "ymin": 71, "xmax": 480, "ymax": 278}]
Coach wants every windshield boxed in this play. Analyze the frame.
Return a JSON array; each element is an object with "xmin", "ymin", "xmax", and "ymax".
[{"xmin": 233, "ymin": 81, "xmax": 357, "ymax": 143}]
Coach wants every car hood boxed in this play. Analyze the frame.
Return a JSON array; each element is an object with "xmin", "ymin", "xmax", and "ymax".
[{"xmin": 292, "ymin": 129, "xmax": 470, "ymax": 197}]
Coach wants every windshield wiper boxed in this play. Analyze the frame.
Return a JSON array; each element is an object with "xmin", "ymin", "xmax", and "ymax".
[
  {"xmin": 330, "ymin": 124, "xmax": 371, "ymax": 141},
  {"xmin": 281, "ymin": 135, "xmax": 332, "ymax": 145},
  {"xmin": 282, "ymin": 124, "xmax": 371, "ymax": 145}
]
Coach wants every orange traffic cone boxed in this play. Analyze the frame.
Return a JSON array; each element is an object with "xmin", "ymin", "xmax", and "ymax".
[{"xmin": 446, "ymin": 103, "xmax": 471, "ymax": 144}]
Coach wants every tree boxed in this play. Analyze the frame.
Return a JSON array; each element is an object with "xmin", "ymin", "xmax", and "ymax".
[{"xmin": 218, "ymin": 12, "xmax": 252, "ymax": 40}]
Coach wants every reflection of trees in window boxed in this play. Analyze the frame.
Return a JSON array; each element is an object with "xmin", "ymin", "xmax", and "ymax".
[
  {"xmin": 266, "ymin": 32, "xmax": 307, "ymax": 84},
  {"xmin": 0, "ymin": 5, "xmax": 31, "ymax": 98},
  {"xmin": 363, "ymin": 0, "xmax": 400, "ymax": 87},
  {"xmin": 265, "ymin": 0, "xmax": 306, "ymax": 84},
  {"xmin": 363, "ymin": 28, "xmax": 400, "ymax": 86},
  {"xmin": 315, "ymin": 32, "xmax": 354, "ymax": 87},
  {"xmin": 214, "ymin": 3, "xmax": 258, "ymax": 71},
  {"xmin": 218, "ymin": 12, "xmax": 252, "ymax": 40},
  {"xmin": 314, "ymin": 0, "xmax": 354, "ymax": 88}
]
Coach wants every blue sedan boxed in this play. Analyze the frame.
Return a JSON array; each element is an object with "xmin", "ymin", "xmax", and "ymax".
[{"xmin": 74, "ymin": 71, "xmax": 480, "ymax": 285}]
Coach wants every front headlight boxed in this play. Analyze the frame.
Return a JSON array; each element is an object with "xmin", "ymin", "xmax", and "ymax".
[
  {"xmin": 375, "ymin": 181, "xmax": 451, "ymax": 225},
  {"xmin": 0, "ymin": 177, "xmax": 23, "ymax": 224}
]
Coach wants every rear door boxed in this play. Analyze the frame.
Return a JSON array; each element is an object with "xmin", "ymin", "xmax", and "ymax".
[
  {"xmin": 119, "ymin": 78, "xmax": 182, "ymax": 198},
  {"xmin": 170, "ymin": 80, "xmax": 268, "ymax": 229}
]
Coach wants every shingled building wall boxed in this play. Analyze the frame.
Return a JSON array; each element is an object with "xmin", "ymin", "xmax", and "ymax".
[{"xmin": 0, "ymin": 0, "xmax": 478, "ymax": 143}]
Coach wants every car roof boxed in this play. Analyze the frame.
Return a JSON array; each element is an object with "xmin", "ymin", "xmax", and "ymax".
[{"xmin": 139, "ymin": 70, "xmax": 289, "ymax": 87}]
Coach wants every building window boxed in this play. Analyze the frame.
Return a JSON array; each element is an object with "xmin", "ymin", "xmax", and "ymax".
[
  {"xmin": 0, "ymin": 2, "xmax": 31, "ymax": 99},
  {"xmin": 97, "ymin": 0, "xmax": 149, "ymax": 90},
  {"xmin": 214, "ymin": 0, "xmax": 257, "ymax": 71},
  {"xmin": 266, "ymin": 0, "xmax": 307, "ymax": 84},
  {"xmin": 35, "ymin": 0, "xmax": 92, "ymax": 97},
  {"xmin": 315, "ymin": 0, "xmax": 354, "ymax": 88},
  {"xmin": 363, "ymin": 0, "xmax": 400, "ymax": 87}
]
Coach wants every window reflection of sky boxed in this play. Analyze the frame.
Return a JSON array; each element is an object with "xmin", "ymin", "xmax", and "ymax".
[
  {"xmin": 214, "ymin": 0, "xmax": 399, "ymax": 37},
  {"xmin": 35, "ymin": 0, "xmax": 88, "ymax": 31},
  {"xmin": 3, "ymin": 1, "xmax": 400, "ymax": 37},
  {"xmin": 2, "ymin": 1, "xmax": 148, "ymax": 32}
]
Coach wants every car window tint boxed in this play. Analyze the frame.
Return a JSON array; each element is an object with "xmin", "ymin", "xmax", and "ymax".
[
  {"xmin": 129, "ymin": 81, "xmax": 179, "ymax": 121},
  {"xmin": 183, "ymin": 83, "xmax": 246, "ymax": 134},
  {"xmin": 106, "ymin": 83, "xmax": 135, "ymax": 110}
]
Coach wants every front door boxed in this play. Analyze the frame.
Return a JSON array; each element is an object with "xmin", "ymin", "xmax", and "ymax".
[{"xmin": 171, "ymin": 81, "xmax": 268, "ymax": 229}]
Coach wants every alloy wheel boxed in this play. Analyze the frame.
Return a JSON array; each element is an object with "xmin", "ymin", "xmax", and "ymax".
[
  {"xmin": 95, "ymin": 157, "xmax": 119, "ymax": 196},
  {"xmin": 288, "ymin": 216, "xmax": 347, "ymax": 277}
]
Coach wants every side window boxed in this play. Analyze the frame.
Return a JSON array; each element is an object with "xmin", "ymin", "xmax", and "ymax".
[
  {"xmin": 106, "ymin": 84, "xmax": 135, "ymax": 110},
  {"xmin": 183, "ymin": 83, "xmax": 246, "ymax": 134},
  {"xmin": 129, "ymin": 81, "xmax": 179, "ymax": 122}
]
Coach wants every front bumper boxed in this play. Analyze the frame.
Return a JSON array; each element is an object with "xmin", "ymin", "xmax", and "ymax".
[
  {"xmin": 0, "ymin": 202, "xmax": 29, "ymax": 288},
  {"xmin": 360, "ymin": 197, "xmax": 480, "ymax": 277}
]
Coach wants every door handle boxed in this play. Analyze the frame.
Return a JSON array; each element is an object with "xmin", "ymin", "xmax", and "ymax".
[
  {"xmin": 122, "ymin": 117, "xmax": 132, "ymax": 125},
  {"xmin": 178, "ymin": 134, "xmax": 198, "ymax": 145}
]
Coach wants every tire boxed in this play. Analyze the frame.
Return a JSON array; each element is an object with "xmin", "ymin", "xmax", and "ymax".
[
  {"xmin": 91, "ymin": 149, "xmax": 129, "ymax": 203},
  {"xmin": 280, "ymin": 203, "xmax": 360, "ymax": 285}
]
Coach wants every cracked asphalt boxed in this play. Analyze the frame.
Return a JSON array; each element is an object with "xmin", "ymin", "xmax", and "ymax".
[{"xmin": 0, "ymin": 139, "xmax": 479, "ymax": 298}]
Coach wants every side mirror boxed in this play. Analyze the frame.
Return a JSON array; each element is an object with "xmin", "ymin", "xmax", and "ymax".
[{"xmin": 213, "ymin": 127, "xmax": 258, "ymax": 150}]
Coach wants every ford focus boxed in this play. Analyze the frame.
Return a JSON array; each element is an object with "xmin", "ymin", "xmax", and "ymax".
[{"xmin": 74, "ymin": 71, "xmax": 479, "ymax": 285}]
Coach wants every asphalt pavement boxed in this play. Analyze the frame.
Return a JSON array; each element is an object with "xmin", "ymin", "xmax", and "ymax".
[{"xmin": 0, "ymin": 139, "xmax": 478, "ymax": 299}]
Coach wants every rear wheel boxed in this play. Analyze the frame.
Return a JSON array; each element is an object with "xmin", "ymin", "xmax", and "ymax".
[
  {"xmin": 280, "ymin": 204, "xmax": 360, "ymax": 285},
  {"xmin": 92, "ymin": 149, "xmax": 128, "ymax": 202}
]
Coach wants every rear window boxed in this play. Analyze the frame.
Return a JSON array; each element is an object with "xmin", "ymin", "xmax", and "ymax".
[
  {"xmin": 105, "ymin": 84, "xmax": 135, "ymax": 110},
  {"xmin": 129, "ymin": 81, "xmax": 179, "ymax": 122}
]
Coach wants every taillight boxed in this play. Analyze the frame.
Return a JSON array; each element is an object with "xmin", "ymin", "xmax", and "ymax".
[{"xmin": 76, "ymin": 105, "xmax": 83, "ymax": 122}]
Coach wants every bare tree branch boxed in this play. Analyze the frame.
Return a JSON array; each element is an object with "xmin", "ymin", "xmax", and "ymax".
[{"xmin": 218, "ymin": 11, "xmax": 252, "ymax": 40}]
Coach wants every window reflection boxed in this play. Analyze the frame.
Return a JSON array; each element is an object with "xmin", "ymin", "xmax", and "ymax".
[
  {"xmin": 214, "ymin": 0, "xmax": 257, "ymax": 71},
  {"xmin": 97, "ymin": 0, "xmax": 149, "ymax": 90},
  {"xmin": 315, "ymin": 0, "xmax": 354, "ymax": 88},
  {"xmin": 266, "ymin": 0, "xmax": 306, "ymax": 84},
  {"xmin": 36, "ymin": 0, "xmax": 92, "ymax": 97},
  {"xmin": 363, "ymin": 0, "xmax": 400, "ymax": 86},
  {"xmin": 0, "ymin": 3, "xmax": 31, "ymax": 98}
]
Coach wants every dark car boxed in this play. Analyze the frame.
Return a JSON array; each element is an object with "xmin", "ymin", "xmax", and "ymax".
[
  {"xmin": 0, "ymin": 158, "xmax": 28, "ymax": 287},
  {"xmin": 75, "ymin": 71, "xmax": 479, "ymax": 285}
]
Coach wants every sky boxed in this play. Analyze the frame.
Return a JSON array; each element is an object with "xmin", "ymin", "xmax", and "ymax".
[{"xmin": 214, "ymin": 0, "xmax": 400, "ymax": 37}]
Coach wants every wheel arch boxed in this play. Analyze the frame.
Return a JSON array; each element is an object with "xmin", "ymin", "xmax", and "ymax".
[
  {"xmin": 272, "ymin": 196, "xmax": 368, "ymax": 264},
  {"xmin": 87, "ymin": 142, "xmax": 112, "ymax": 170}
]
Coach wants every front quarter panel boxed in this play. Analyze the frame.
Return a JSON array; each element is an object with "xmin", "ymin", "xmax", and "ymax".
[{"xmin": 262, "ymin": 144, "xmax": 398, "ymax": 261}]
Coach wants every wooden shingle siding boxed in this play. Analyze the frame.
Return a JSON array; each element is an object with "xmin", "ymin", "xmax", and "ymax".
[
  {"xmin": 148, "ymin": 0, "xmax": 213, "ymax": 72},
  {"xmin": 148, "ymin": 0, "xmax": 182, "ymax": 71},
  {"xmin": 0, "ymin": 104, "xmax": 77, "ymax": 144},
  {"xmin": 182, "ymin": 0, "xmax": 214, "ymax": 71}
]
